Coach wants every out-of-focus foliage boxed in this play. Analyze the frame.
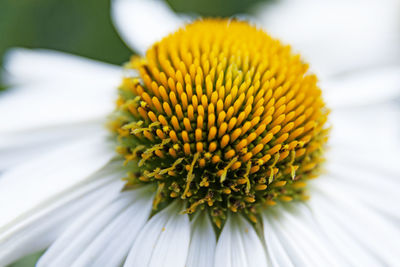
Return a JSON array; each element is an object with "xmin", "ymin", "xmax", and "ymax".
[
  {"xmin": 7, "ymin": 252, "xmax": 43, "ymax": 267},
  {"xmin": 166, "ymin": 0, "xmax": 270, "ymax": 17},
  {"xmin": 0, "ymin": 0, "xmax": 272, "ymax": 71},
  {"xmin": 0, "ymin": 0, "xmax": 132, "ymax": 68}
]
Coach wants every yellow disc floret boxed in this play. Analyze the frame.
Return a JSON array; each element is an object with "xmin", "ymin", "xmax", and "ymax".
[{"xmin": 110, "ymin": 19, "xmax": 329, "ymax": 226}]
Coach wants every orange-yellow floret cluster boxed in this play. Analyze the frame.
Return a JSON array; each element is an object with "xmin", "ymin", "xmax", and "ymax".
[{"xmin": 110, "ymin": 19, "xmax": 329, "ymax": 226}]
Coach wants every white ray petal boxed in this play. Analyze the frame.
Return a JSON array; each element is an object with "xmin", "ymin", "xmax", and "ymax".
[
  {"xmin": 324, "ymin": 161, "xmax": 400, "ymax": 202},
  {"xmin": 255, "ymin": 0, "xmax": 400, "ymax": 77},
  {"xmin": 322, "ymin": 66, "xmax": 400, "ymax": 108},
  {"xmin": 327, "ymin": 130, "xmax": 400, "ymax": 187},
  {"xmin": 3, "ymin": 48, "xmax": 120, "ymax": 85},
  {"xmin": 328, "ymin": 144, "xmax": 400, "ymax": 177},
  {"xmin": 262, "ymin": 214, "xmax": 294, "ymax": 267},
  {"xmin": 185, "ymin": 212, "xmax": 216, "ymax": 267},
  {"xmin": 1, "ymin": 48, "xmax": 122, "ymax": 134},
  {"xmin": 147, "ymin": 205, "xmax": 190, "ymax": 267},
  {"xmin": 38, "ymin": 191, "xmax": 139, "ymax": 267},
  {"xmin": 262, "ymin": 212, "xmax": 317, "ymax": 266},
  {"xmin": 323, "ymin": 150, "xmax": 400, "ymax": 221},
  {"xmin": 309, "ymin": 186, "xmax": 400, "ymax": 266},
  {"xmin": 214, "ymin": 214, "xmax": 268, "ymax": 267},
  {"xmin": 0, "ymin": 81, "xmax": 115, "ymax": 133},
  {"xmin": 0, "ymin": 121, "xmax": 104, "ymax": 169},
  {"xmin": 318, "ymin": 173, "xmax": 400, "ymax": 227},
  {"xmin": 304, "ymin": 199, "xmax": 383, "ymax": 266},
  {"xmin": 329, "ymin": 104, "xmax": 400, "ymax": 155},
  {"xmin": 71, "ymin": 189, "xmax": 153, "ymax": 267},
  {"xmin": 112, "ymin": 0, "xmax": 186, "ymax": 55},
  {"xmin": 0, "ymin": 169, "xmax": 124, "ymax": 266},
  {"xmin": 0, "ymin": 133, "xmax": 116, "ymax": 230},
  {"xmin": 276, "ymin": 206, "xmax": 346, "ymax": 266},
  {"xmin": 294, "ymin": 202, "xmax": 384, "ymax": 267},
  {"xmin": 213, "ymin": 218, "xmax": 232, "ymax": 267},
  {"xmin": 124, "ymin": 201, "xmax": 190, "ymax": 267}
]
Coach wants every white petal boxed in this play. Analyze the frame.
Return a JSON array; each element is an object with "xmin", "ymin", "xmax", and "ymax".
[
  {"xmin": 3, "ymin": 48, "xmax": 120, "ymax": 85},
  {"xmin": 0, "ymin": 48, "xmax": 122, "ymax": 133},
  {"xmin": 322, "ymin": 66, "xmax": 400, "ymax": 108},
  {"xmin": 329, "ymin": 103, "xmax": 400, "ymax": 155},
  {"xmin": 71, "ymin": 188, "xmax": 153, "ymax": 267},
  {"xmin": 262, "ymin": 214, "xmax": 294, "ymax": 267},
  {"xmin": 262, "ymin": 212, "xmax": 317, "ymax": 266},
  {"xmin": 305, "ymin": 200, "xmax": 383, "ymax": 266},
  {"xmin": 325, "ymin": 145, "xmax": 400, "ymax": 218},
  {"xmin": 0, "ymin": 133, "xmax": 116, "ymax": 230},
  {"xmin": 329, "ymin": 104, "xmax": 400, "ymax": 165},
  {"xmin": 112, "ymin": 0, "xmax": 185, "ymax": 55},
  {"xmin": 185, "ymin": 212, "xmax": 216, "ymax": 267},
  {"xmin": 272, "ymin": 207, "xmax": 345, "ymax": 266},
  {"xmin": 293, "ymin": 202, "xmax": 383, "ymax": 267},
  {"xmin": 38, "ymin": 194, "xmax": 133, "ymax": 266},
  {"xmin": 309, "ymin": 184, "xmax": 400, "ymax": 266},
  {"xmin": 0, "ymin": 169, "xmax": 124, "ymax": 266},
  {"xmin": 330, "ymin": 143, "xmax": 400, "ymax": 177},
  {"xmin": 37, "ymin": 189, "xmax": 147, "ymax": 267},
  {"xmin": 325, "ymin": 158, "xmax": 400, "ymax": 202},
  {"xmin": 0, "ymin": 81, "xmax": 115, "ymax": 133},
  {"xmin": 330, "ymin": 175, "xmax": 400, "ymax": 224},
  {"xmin": 0, "ymin": 121, "xmax": 104, "ymax": 169},
  {"xmin": 255, "ymin": 0, "xmax": 400, "ymax": 77},
  {"xmin": 124, "ymin": 201, "xmax": 190, "ymax": 267},
  {"xmin": 214, "ymin": 214, "xmax": 268, "ymax": 267}
]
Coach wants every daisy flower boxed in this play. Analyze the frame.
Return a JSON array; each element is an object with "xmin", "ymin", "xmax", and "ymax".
[{"xmin": 1, "ymin": 0, "xmax": 400, "ymax": 266}]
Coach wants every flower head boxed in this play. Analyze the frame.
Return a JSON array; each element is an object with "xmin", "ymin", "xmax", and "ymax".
[
  {"xmin": 1, "ymin": 1, "xmax": 399, "ymax": 266},
  {"xmin": 111, "ymin": 19, "xmax": 329, "ymax": 225}
]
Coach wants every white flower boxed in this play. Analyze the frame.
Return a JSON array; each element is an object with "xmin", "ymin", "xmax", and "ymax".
[{"xmin": 1, "ymin": 0, "xmax": 400, "ymax": 266}]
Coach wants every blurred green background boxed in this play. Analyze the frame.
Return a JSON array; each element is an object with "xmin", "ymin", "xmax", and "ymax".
[
  {"xmin": 0, "ymin": 1, "xmax": 271, "ymax": 266},
  {"xmin": 0, "ymin": 0, "xmax": 268, "ymax": 69}
]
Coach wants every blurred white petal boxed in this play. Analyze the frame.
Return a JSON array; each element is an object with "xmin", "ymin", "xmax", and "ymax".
[
  {"xmin": 306, "ymin": 201, "xmax": 383, "ymax": 266},
  {"xmin": 0, "ymin": 121, "xmax": 103, "ymax": 169},
  {"xmin": 37, "ymin": 194, "xmax": 134, "ymax": 267},
  {"xmin": 0, "ymin": 82, "xmax": 115, "ymax": 133},
  {"xmin": 112, "ymin": 0, "xmax": 186, "ymax": 55},
  {"xmin": 255, "ymin": 0, "xmax": 400, "ymax": 77},
  {"xmin": 330, "ymin": 103, "xmax": 400, "ymax": 152},
  {"xmin": 324, "ymin": 149, "xmax": 400, "ymax": 221},
  {"xmin": 0, "ymin": 49, "xmax": 120, "ymax": 133},
  {"xmin": 286, "ymin": 203, "xmax": 382, "ymax": 267},
  {"xmin": 309, "ymin": 184, "xmax": 400, "ymax": 266},
  {"xmin": 124, "ymin": 201, "xmax": 190, "ymax": 267},
  {"xmin": 214, "ymin": 214, "xmax": 268, "ymax": 267},
  {"xmin": 0, "ymin": 134, "xmax": 115, "ymax": 229},
  {"xmin": 263, "ymin": 214, "xmax": 295, "ymax": 267},
  {"xmin": 263, "ymin": 211, "xmax": 335, "ymax": 266},
  {"xmin": 3, "ymin": 48, "xmax": 120, "ymax": 85},
  {"xmin": 323, "ymin": 66, "xmax": 400, "ymax": 108},
  {"xmin": 0, "ymin": 171, "xmax": 124, "ymax": 266},
  {"xmin": 272, "ymin": 208, "xmax": 345, "ymax": 266},
  {"xmin": 38, "ymin": 188, "xmax": 152, "ymax": 267},
  {"xmin": 71, "ymin": 189, "xmax": 152, "ymax": 267},
  {"xmin": 186, "ymin": 212, "xmax": 216, "ymax": 267}
]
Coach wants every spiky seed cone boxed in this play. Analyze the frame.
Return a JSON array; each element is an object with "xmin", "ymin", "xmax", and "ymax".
[{"xmin": 110, "ymin": 19, "xmax": 329, "ymax": 226}]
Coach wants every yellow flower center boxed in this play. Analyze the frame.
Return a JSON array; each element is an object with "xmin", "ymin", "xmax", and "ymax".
[{"xmin": 110, "ymin": 19, "xmax": 329, "ymax": 226}]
